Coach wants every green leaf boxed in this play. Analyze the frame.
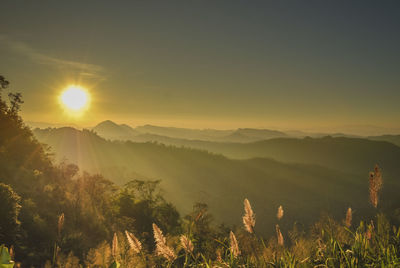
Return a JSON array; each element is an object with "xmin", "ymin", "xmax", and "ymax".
[
  {"xmin": 0, "ymin": 246, "xmax": 13, "ymax": 266},
  {"xmin": 109, "ymin": 261, "xmax": 120, "ymax": 268}
]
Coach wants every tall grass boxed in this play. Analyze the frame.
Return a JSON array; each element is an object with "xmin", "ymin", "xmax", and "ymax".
[
  {"xmin": 12, "ymin": 165, "xmax": 400, "ymax": 267},
  {"xmin": 83, "ymin": 164, "xmax": 399, "ymax": 267}
]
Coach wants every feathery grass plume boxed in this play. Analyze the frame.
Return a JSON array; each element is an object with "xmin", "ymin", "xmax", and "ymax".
[
  {"xmin": 242, "ymin": 198, "xmax": 256, "ymax": 233},
  {"xmin": 111, "ymin": 233, "xmax": 118, "ymax": 259},
  {"xmin": 369, "ymin": 164, "xmax": 383, "ymax": 208},
  {"xmin": 277, "ymin": 205, "xmax": 284, "ymax": 220},
  {"xmin": 180, "ymin": 235, "xmax": 194, "ymax": 254},
  {"xmin": 125, "ymin": 230, "xmax": 142, "ymax": 254},
  {"xmin": 216, "ymin": 249, "xmax": 223, "ymax": 262},
  {"xmin": 152, "ymin": 223, "xmax": 176, "ymax": 262},
  {"xmin": 229, "ymin": 231, "xmax": 240, "ymax": 257},
  {"xmin": 369, "ymin": 173, "xmax": 378, "ymax": 208},
  {"xmin": 345, "ymin": 207, "xmax": 352, "ymax": 228},
  {"xmin": 58, "ymin": 213, "xmax": 64, "ymax": 236},
  {"xmin": 366, "ymin": 220, "xmax": 374, "ymax": 240},
  {"xmin": 366, "ymin": 228, "xmax": 372, "ymax": 240},
  {"xmin": 216, "ymin": 248, "xmax": 230, "ymax": 267},
  {"xmin": 9, "ymin": 245, "xmax": 14, "ymax": 260},
  {"xmin": 195, "ymin": 208, "xmax": 206, "ymax": 222},
  {"xmin": 153, "ymin": 223, "xmax": 166, "ymax": 247},
  {"xmin": 276, "ymin": 225, "xmax": 284, "ymax": 246}
]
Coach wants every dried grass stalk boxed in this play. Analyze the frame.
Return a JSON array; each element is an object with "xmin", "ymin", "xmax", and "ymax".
[
  {"xmin": 345, "ymin": 207, "xmax": 352, "ymax": 228},
  {"xmin": 276, "ymin": 224, "xmax": 284, "ymax": 246},
  {"xmin": 125, "ymin": 230, "xmax": 142, "ymax": 254},
  {"xmin": 277, "ymin": 205, "xmax": 284, "ymax": 220},
  {"xmin": 229, "ymin": 231, "xmax": 240, "ymax": 257},
  {"xmin": 180, "ymin": 235, "xmax": 194, "ymax": 254},
  {"xmin": 216, "ymin": 249, "xmax": 223, "ymax": 262},
  {"xmin": 366, "ymin": 220, "xmax": 374, "ymax": 240},
  {"xmin": 9, "ymin": 246, "xmax": 14, "ymax": 260},
  {"xmin": 58, "ymin": 213, "xmax": 64, "ymax": 236},
  {"xmin": 242, "ymin": 198, "xmax": 256, "ymax": 233},
  {"xmin": 152, "ymin": 223, "xmax": 176, "ymax": 262},
  {"xmin": 369, "ymin": 165, "xmax": 383, "ymax": 208},
  {"xmin": 112, "ymin": 233, "xmax": 118, "ymax": 259}
]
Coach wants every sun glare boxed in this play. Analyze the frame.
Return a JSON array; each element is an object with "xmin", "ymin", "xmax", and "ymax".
[{"xmin": 60, "ymin": 85, "xmax": 90, "ymax": 113}]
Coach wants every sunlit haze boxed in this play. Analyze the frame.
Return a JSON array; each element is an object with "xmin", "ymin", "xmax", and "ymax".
[
  {"xmin": 1, "ymin": 1, "xmax": 400, "ymax": 135},
  {"xmin": 2, "ymin": 2, "xmax": 400, "ymax": 266}
]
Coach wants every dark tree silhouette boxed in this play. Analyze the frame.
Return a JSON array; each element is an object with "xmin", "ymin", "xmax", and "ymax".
[
  {"xmin": 0, "ymin": 75, "xmax": 9, "ymax": 91},
  {"xmin": 0, "ymin": 183, "xmax": 21, "ymax": 246}
]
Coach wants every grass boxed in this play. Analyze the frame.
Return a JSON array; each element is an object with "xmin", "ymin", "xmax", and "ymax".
[
  {"xmin": 93, "ymin": 165, "xmax": 400, "ymax": 267},
  {"xmin": 92, "ymin": 211, "xmax": 399, "ymax": 267},
  {"xmin": 7, "ymin": 166, "xmax": 400, "ymax": 267}
]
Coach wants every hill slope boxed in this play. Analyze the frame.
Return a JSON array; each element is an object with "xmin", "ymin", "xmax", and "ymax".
[
  {"xmin": 92, "ymin": 120, "xmax": 140, "ymax": 140},
  {"xmin": 119, "ymin": 135, "xmax": 400, "ymax": 178},
  {"xmin": 368, "ymin": 135, "xmax": 400, "ymax": 147},
  {"xmin": 182, "ymin": 136, "xmax": 400, "ymax": 176},
  {"xmin": 93, "ymin": 121, "xmax": 288, "ymax": 143},
  {"xmin": 33, "ymin": 127, "xmax": 400, "ymax": 233}
]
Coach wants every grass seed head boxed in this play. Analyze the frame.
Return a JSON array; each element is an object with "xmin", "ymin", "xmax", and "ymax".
[
  {"xmin": 180, "ymin": 235, "xmax": 194, "ymax": 254},
  {"xmin": 111, "ymin": 233, "xmax": 118, "ymax": 259},
  {"xmin": 229, "ymin": 231, "xmax": 241, "ymax": 257},
  {"xmin": 152, "ymin": 223, "xmax": 176, "ymax": 262},
  {"xmin": 345, "ymin": 207, "xmax": 352, "ymax": 228},
  {"xmin": 277, "ymin": 205, "xmax": 284, "ymax": 220},
  {"xmin": 125, "ymin": 230, "xmax": 142, "ymax": 254},
  {"xmin": 58, "ymin": 213, "xmax": 64, "ymax": 236},
  {"xmin": 276, "ymin": 224, "xmax": 284, "ymax": 246},
  {"xmin": 369, "ymin": 165, "xmax": 383, "ymax": 208},
  {"xmin": 242, "ymin": 198, "xmax": 256, "ymax": 233}
]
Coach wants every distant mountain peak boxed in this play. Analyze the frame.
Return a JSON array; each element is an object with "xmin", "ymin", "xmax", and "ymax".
[
  {"xmin": 93, "ymin": 120, "xmax": 138, "ymax": 140},
  {"xmin": 95, "ymin": 120, "xmax": 120, "ymax": 127}
]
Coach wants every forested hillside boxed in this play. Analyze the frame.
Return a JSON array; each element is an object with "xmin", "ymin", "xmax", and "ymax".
[
  {"xmin": 33, "ymin": 127, "xmax": 400, "ymax": 231},
  {"xmin": 2, "ymin": 76, "xmax": 400, "ymax": 267},
  {"xmin": 368, "ymin": 134, "xmax": 400, "ymax": 147},
  {"xmin": 90, "ymin": 121, "xmax": 400, "ymax": 179},
  {"xmin": 92, "ymin": 120, "xmax": 288, "ymax": 143},
  {"xmin": 0, "ymin": 77, "xmax": 182, "ymax": 266}
]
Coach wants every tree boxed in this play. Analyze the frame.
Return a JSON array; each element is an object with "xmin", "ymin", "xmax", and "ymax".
[
  {"xmin": 0, "ymin": 75, "xmax": 23, "ymax": 114},
  {"xmin": 114, "ymin": 180, "xmax": 181, "ymax": 249},
  {"xmin": 0, "ymin": 183, "xmax": 21, "ymax": 246},
  {"xmin": 0, "ymin": 75, "xmax": 9, "ymax": 92}
]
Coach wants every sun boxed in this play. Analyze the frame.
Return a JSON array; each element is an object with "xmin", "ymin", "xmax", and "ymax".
[{"xmin": 60, "ymin": 85, "xmax": 90, "ymax": 113}]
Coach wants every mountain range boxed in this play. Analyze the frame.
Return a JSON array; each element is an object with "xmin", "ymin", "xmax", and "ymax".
[
  {"xmin": 90, "ymin": 120, "xmax": 400, "ymax": 146},
  {"xmin": 32, "ymin": 123, "xmax": 400, "ymax": 233},
  {"xmin": 92, "ymin": 120, "xmax": 289, "ymax": 143}
]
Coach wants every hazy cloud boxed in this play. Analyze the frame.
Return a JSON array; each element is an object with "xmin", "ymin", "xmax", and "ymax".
[{"xmin": 0, "ymin": 34, "xmax": 104, "ymax": 77}]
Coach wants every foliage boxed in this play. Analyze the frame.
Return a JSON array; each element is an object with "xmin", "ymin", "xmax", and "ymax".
[
  {"xmin": 32, "ymin": 123, "xmax": 400, "ymax": 237},
  {"xmin": 0, "ymin": 76, "xmax": 180, "ymax": 266},
  {"xmin": 79, "ymin": 209, "xmax": 400, "ymax": 267},
  {"xmin": 1, "ymin": 75, "xmax": 400, "ymax": 267},
  {"xmin": 0, "ymin": 245, "xmax": 14, "ymax": 268},
  {"xmin": 0, "ymin": 184, "xmax": 21, "ymax": 246}
]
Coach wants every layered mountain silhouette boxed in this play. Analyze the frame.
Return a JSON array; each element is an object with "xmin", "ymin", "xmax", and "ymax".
[
  {"xmin": 92, "ymin": 120, "xmax": 140, "ymax": 140},
  {"xmin": 33, "ymin": 126, "xmax": 400, "ymax": 233},
  {"xmin": 91, "ymin": 120, "xmax": 400, "ymax": 146},
  {"xmin": 92, "ymin": 120, "xmax": 288, "ymax": 143},
  {"xmin": 134, "ymin": 124, "xmax": 233, "ymax": 140},
  {"xmin": 87, "ymin": 121, "xmax": 400, "ymax": 177},
  {"xmin": 368, "ymin": 135, "xmax": 400, "ymax": 147}
]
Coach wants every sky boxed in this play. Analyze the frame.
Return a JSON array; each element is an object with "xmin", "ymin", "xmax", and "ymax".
[{"xmin": 1, "ymin": 0, "xmax": 400, "ymax": 134}]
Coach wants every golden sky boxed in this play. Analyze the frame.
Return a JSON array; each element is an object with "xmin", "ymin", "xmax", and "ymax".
[{"xmin": 1, "ymin": 1, "xmax": 400, "ymax": 135}]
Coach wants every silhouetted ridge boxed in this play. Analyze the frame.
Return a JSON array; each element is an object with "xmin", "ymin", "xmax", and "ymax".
[
  {"xmin": 92, "ymin": 120, "xmax": 139, "ymax": 140},
  {"xmin": 32, "ymin": 127, "xmax": 400, "ymax": 235}
]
